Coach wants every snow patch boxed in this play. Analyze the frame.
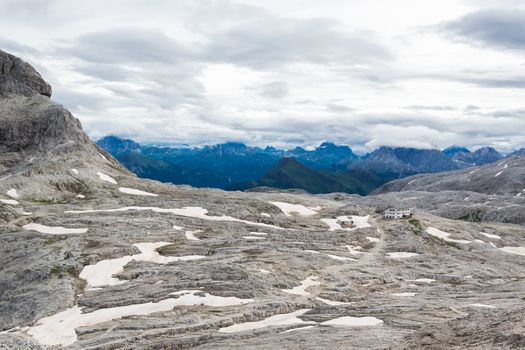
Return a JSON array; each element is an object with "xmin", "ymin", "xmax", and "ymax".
[
  {"xmin": 249, "ymin": 232, "xmax": 267, "ymax": 236},
  {"xmin": 185, "ymin": 230, "xmax": 201, "ymax": 241},
  {"xmin": 345, "ymin": 245, "xmax": 365, "ymax": 255},
  {"xmin": 118, "ymin": 187, "xmax": 158, "ymax": 196},
  {"xmin": 282, "ymin": 277, "xmax": 320, "ymax": 296},
  {"xmin": 426, "ymin": 227, "xmax": 471, "ymax": 244},
  {"xmin": 219, "ymin": 309, "xmax": 314, "ymax": 333},
  {"xmin": 280, "ymin": 325, "xmax": 316, "ymax": 333},
  {"xmin": 71, "ymin": 169, "xmax": 78, "ymax": 175},
  {"xmin": 269, "ymin": 201, "xmax": 318, "ymax": 216},
  {"xmin": 7, "ymin": 188, "xmax": 19, "ymax": 198},
  {"xmin": 1, "ymin": 199, "xmax": 19, "ymax": 205},
  {"xmin": 406, "ymin": 278, "xmax": 435, "ymax": 283},
  {"xmin": 494, "ymin": 170, "xmax": 503, "ymax": 177},
  {"xmin": 27, "ymin": 290, "xmax": 252, "ymax": 346},
  {"xmin": 65, "ymin": 206, "xmax": 282, "ymax": 229},
  {"xmin": 261, "ymin": 212, "xmax": 271, "ymax": 217},
  {"xmin": 316, "ymin": 297, "xmax": 353, "ymax": 306},
  {"xmin": 80, "ymin": 242, "xmax": 204, "ymax": 289},
  {"xmin": 326, "ymin": 254, "xmax": 356, "ymax": 262},
  {"xmin": 96, "ymin": 172, "xmax": 117, "ymax": 184},
  {"xmin": 366, "ymin": 236, "xmax": 380, "ymax": 243},
  {"xmin": 479, "ymin": 232, "xmax": 501, "ymax": 240},
  {"xmin": 468, "ymin": 303, "xmax": 496, "ymax": 309},
  {"xmin": 499, "ymin": 246, "xmax": 525, "ymax": 256},
  {"xmin": 320, "ymin": 316, "xmax": 383, "ymax": 327},
  {"xmin": 391, "ymin": 292, "xmax": 416, "ymax": 297},
  {"xmin": 23, "ymin": 223, "xmax": 87, "ymax": 235},
  {"xmin": 321, "ymin": 215, "xmax": 371, "ymax": 231},
  {"xmin": 76, "ymin": 194, "xmax": 85, "ymax": 199},
  {"xmin": 244, "ymin": 236, "xmax": 265, "ymax": 240},
  {"xmin": 387, "ymin": 252, "xmax": 420, "ymax": 259}
]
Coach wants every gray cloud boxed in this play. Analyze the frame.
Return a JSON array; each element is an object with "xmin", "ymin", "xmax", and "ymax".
[
  {"xmin": 439, "ymin": 9, "xmax": 525, "ymax": 51},
  {"xmin": 1, "ymin": 0, "xmax": 524, "ymax": 153}
]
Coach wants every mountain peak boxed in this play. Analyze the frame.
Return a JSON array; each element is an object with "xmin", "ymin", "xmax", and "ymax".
[
  {"xmin": 0, "ymin": 49, "xmax": 52, "ymax": 97},
  {"xmin": 443, "ymin": 145, "xmax": 470, "ymax": 157}
]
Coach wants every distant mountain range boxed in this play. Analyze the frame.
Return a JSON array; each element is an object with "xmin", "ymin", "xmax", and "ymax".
[{"xmin": 97, "ymin": 136, "xmax": 517, "ymax": 195}]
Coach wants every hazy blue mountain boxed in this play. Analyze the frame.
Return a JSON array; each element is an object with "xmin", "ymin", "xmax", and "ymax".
[
  {"xmin": 450, "ymin": 146, "xmax": 503, "ymax": 166},
  {"xmin": 97, "ymin": 135, "xmax": 141, "ymax": 155},
  {"xmin": 507, "ymin": 148, "xmax": 525, "ymax": 158},
  {"xmin": 97, "ymin": 136, "xmax": 511, "ymax": 194},
  {"xmin": 347, "ymin": 146, "xmax": 461, "ymax": 182},
  {"xmin": 442, "ymin": 145, "xmax": 470, "ymax": 158},
  {"xmin": 116, "ymin": 152, "xmax": 231, "ymax": 188},
  {"xmin": 285, "ymin": 142, "xmax": 358, "ymax": 169}
]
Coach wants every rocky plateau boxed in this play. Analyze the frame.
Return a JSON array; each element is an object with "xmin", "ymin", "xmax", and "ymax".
[{"xmin": 0, "ymin": 50, "xmax": 524, "ymax": 349}]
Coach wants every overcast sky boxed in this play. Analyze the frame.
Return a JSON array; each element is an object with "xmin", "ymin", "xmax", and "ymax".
[{"xmin": 1, "ymin": 0, "xmax": 524, "ymax": 153}]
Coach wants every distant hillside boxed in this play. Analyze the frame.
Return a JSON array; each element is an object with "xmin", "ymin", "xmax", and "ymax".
[
  {"xmin": 97, "ymin": 136, "xmax": 516, "ymax": 194},
  {"xmin": 116, "ymin": 152, "xmax": 231, "ymax": 188},
  {"xmin": 231, "ymin": 157, "xmax": 383, "ymax": 195},
  {"xmin": 373, "ymin": 155, "xmax": 525, "ymax": 196}
]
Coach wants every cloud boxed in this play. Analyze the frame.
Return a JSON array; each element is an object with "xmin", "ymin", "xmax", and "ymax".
[
  {"xmin": 204, "ymin": 16, "xmax": 392, "ymax": 69},
  {"xmin": 438, "ymin": 9, "xmax": 525, "ymax": 51},
  {"xmin": 1, "ymin": 0, "xmax": 524, "ymax": 153},
  {"xmin": 260, "ymin": 81, "xmax": 288, "ymax": 99}
]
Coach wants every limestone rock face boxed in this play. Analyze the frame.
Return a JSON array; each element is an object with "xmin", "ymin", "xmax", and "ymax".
[{"xmin": 0, "ymin": 50, "xmax": 52, "ymax": 98}]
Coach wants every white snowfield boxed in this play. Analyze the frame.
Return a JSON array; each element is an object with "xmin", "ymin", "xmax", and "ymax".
[
  {"xmin": 499, "ymin": 246, "xmax": 525, "ymax": 256},
  {"xmin": 282, "ymin": 276, "xmax": 320, "ymax": 296},
  {"xmin": 269, "ymin": 201, "xmax": 318, "ymax": 216},
  {"xmin": 494, "ymin": 170, "xmax": 503, "ymax": 177},
  {"xmin": 80, "ymin": 242, "xmax": 204, "ymax": 289},
  {"xmin": 0, "ymin": 199, "xmax": 19, "ymax": 205},
  {"xmin": 321, "ymin": 215, "xmax": 371, "ymax": 231},
  {"xmin": 23, "ymin": 223, "xmax": 88, "ymax": 235},
  {"xmin": 118, "ymin": 187, "xmax": 158, "ymax": 196},
  {"xmin": 76, "ymin": 194, "xmax": 85, "ymax": 199},
  {"xmin": 426, "ymin": 227, "xmax": 471, "ymax": 244},
  {"xmin": 260, "ymin": 212, "xmax": 271, "ymax": 217},
  {"xmin": 70, "ymin": 168, "xmax": 78, "ymax": 175},
  {"xmin": 244, "ymin": 236, "xmax": 265, "ymax": 240},
  {"xmin": 387, "ymin": 252, "xmax": 420, "ymax": 259},
  {"xmin": 7, "ymin": 188, "xmax": 19, "ymax": 198},
  {"xmin": 219, "ymin": 309, "xmax": 315, "ymax": 333},
  {"xmin": 27, "ymin": 290, "xmax": 253, "ymax": 346},
  {"xmin": 65, "ymin": 206, "xmax": 283, "ymax": 229},
  {"xmin": 96, "ymin": 172, "xmax": 117, "ymax": 184}
]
